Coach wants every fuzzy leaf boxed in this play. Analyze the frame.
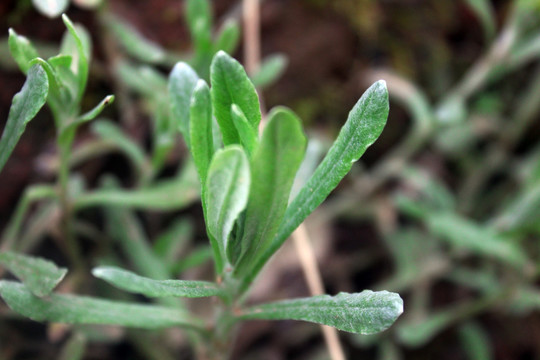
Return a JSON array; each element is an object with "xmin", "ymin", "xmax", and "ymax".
[
  {"xmin": 234, "ymin": 107, "xmax": 306, "ymax": 272},
  {"xmin": 0, "ymin": 252, "xmax": 67, "ymax": 297},
  {"xmin": 61, "ymin": 15, "xmax": 89, "ymax": 103},
  {"xmin": 0, "ymin": 281, "xmax": 204, "ymax": 330},
  {"xmin": 93, "ymin": 266, "xmax": 224, "ymax": 298},
  {"xmin": 239, "ymin": 291, "xmax": 403, "ymax": 334},
  {"xmin": 251, "ymin": 54, "xmax": 288, "ymax": 88},
  {"xmin": 205, "ymin": 146, "xmax": 250, "ymax": 261},
  {"xmin": 214, "ymin": 19, "xmax": 240, "ymax": 54},
  {"xmin": 32, "ymin": 0, "xmax": 69, "ymax": 18},
  {"xmin": 8, "ymin": 29, "xmax": 39, "ymax": 74},
  {"xmin": 0, "ymin": 64, "xmax": 48, "ymax": 173},
  {"xmin": 103, "ymin": 14, "xmax": 166, "ymax": 64},
  {"xmin": 169, "ymin": 62, "xmax": 199, "ymax": 147},
  {"xmin": 190, "ymin": 80, "xmax": 214, "ymax": 184},
  {"xmin": 210, "ymin": 51, "xmax": 261, "ymax": 145},
  {"xmin": 427, "ymin": 212, "xmax": 527, "ymax": 267},
  {"xmin": 245, "ymin": 81, "xmax": 388, "ymax": 287},
  {"xmin": 230, "ymin": 104, "xmax": 258, "ymax": 157}
]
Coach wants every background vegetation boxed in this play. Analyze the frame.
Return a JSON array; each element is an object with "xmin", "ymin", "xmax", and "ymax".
[{"xmin": 1, "ymin": 0, "xmax": 540, "ymax": 359}]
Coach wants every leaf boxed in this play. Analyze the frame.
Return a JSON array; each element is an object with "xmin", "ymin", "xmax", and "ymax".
[
  {"xmin": 92, "ymin": 266, "xmax": 224, "ymax": 298},
  {"xmin": 103, "ymin": 14, "xmax": 166, "ymax": 64},
  {"xmin": 214, "ymin": 19, "xmax": 240, "ymax": 54},
  {"xmin": 61, "ymin": 15, "xmax": 89, "ymax": 103},
  {"xmin": 117, "ymin": 62, "xmax": 167, "ymax": 98},
  {"xmin": 205, "ymin": 146, "xmax": 250, "ymax": 261},
  {"xmin": 169, "ymin": 62, "xmax": 199, "ymax": 148},
  {"xmin": 59, "ymin": 95, "xmax": 115, "ymax": 146},
  {"xmin": 239, "ymin": 291, "xmax": 403, "ymax": 335},
  {"xmin": 0, "ymin": 281, "xmax": 204, "ymax": 330},
  {"xmin": 190, "ymin": 80, "xmax": 214, "ymax": 184},
  {"xmin": 230, "ymin": 104, "xmax": 258, "ymax": 157},
  {"xmin": 74, "ymin": 177, "xmax": 199, "ymax": 212},
  {"xmin": 8, "ymin": 29, "xmax": 39, "ymax": 74},
  {"xmin": 234, "ymin": 107, "xmax": 306, "ymax": 272},
  {"xmin": 427, "ymin": 212, "xmax": 528, "ymax": 267},
  {"xmin": 153, "ymin": 219, "xmax": 193, "ymax": 266},
  {"xmin": 0, "ymin": 64, "xmax": 48, "ymax": 174},
  {"xmin": 210, "ymin": 51, "xmax": 261, "ymax": 145},
  {"xmin": 32, "ymin": 0, "xmax": 69, "ymax": 18},
  {"xmin": 79, "ymin": 95, "xmax": 115, "ymax": 122},
  {"xmin": 59, "ymin": 333, "xmax": 87, "ymax": 360},
  {"xmin": 251, "ymin": 54, "xmax": 288, "ymax": 88},
  {"xmin": 245, "ymin": 81, "xmax": 388, "ymax": 287},
  {"xmin": 185, "ymin": 0, "xmax": 211, "ymax": 34},
  {"xmin": 459, "ymin": 322, "xmax": 492, "ymax": 360},
  {"xmin": 0, "ymin": 252, "xmax": 67, "ymax": 297}
]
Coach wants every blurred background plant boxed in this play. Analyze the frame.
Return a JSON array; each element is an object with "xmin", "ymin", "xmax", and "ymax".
[{"xmin": 0, "ymin": 0, "xmax": 540, "ymax": 359}]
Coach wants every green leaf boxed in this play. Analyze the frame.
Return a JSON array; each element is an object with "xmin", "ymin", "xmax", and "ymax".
[
  {"xmin": 79, "ymin": 95, "xmax": 115, "ymax": 122},
  {"xmin": 185, "ymin": 0, "xmax": 211, "ymax": 34},
  {"xmin": 59, "ymin": 95, "xmax": 115, "ymax": 146},
  {"xmin": 234, "ymin": 107, "xmax": 306, "ymax": 272},
  {"xmin": 93, "ymin": 266, "xmax": 224, "ymax": 298},
  {"xmin": 61, "ymin": 15, "xmax": 90, "ymax": 103},
  {"xmin": 190, "ymin": 80, "xmax": 214, "ymax": 184},
  {"xmin": 245, "ymin": 81, "xmax": 388, "ymax": 287},
  {"xmin": 0, "ymin": 281, "xmax": 204, "ymax": 330},
  {"xmin": 210, "ymin": 51, "xmax": 261, "ymax": 145},
  {"xmin": 251, "ymin": 54, "xmax": 288, "ymax": 88},
  {"xmin": 32, "ymin": 0, "xmax": 69, "ymax": 18},
  {"xmin": 205, "ymin": 146, "xmax": 250, "ymax": 262},
  {"xmin": 459, "ymin": 322, "xmax": 492, "ymax": 360},
  {"xmin": 8, "ymin": 29, "xmax": 39, "ymax": 74},
  {"xmin": 169, "ymin": 62, "xmax": 199, "ymax": 148},
  {"xmin": 230, "ymin": 104, "xmax": 258, "ymax": 157},
  {"xmin": 59, "ymin": 333, "xmax": 87, "ymax": 360},
  {"xmin": 214, "ymin": 19, "xmax": 240, "ymax": 54},
  {"xmin": 74, "ymin": 177, "xmax": 199, "ymax": 212},
  {"xmin": 427, "ymin": 212, "xmax": 528, "ymax": 267},
  {"xmin": 103, "ymin": 14, "xmax": 166, "ymax": 64},
  {"xmin": 0, "ymin": 64, "xmax": 48, "ymax": 174},
  {"xmin": 117, "ymin": 62, "xmax": 167, "ymax": 98},
  {"xmin": 0, "ymin": 252, "xmax": 67, "ymax": 297},
  {"xmin": 153, "ymin": 219, "xmax": 193, "ymax": 266},
  {"xmin": 239, "ymin": 291, "xmax": 403, "ymax": 335}
]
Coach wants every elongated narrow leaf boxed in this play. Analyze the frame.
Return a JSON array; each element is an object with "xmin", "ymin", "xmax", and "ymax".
[
  {"xmin": 0, "ymin": 64, "xmax": 48, "ymax": 173},
  {"xmin": 214, "ymin": 19, "xmax": 240, "ymax": 54},
  {"xmin": 0, "ymin": 281, "xmax": 204, "ymax": 330},
  {"xmin": 32, "ymin": 0, "xmax": 68, "ymax": 18},
  {"xmin": 239, "ymin": 291, "xmax": 403, "ymax": 335},
  {"xmin": 205, "ymin": 146, "xmax": 250, "ymax": 259},
  {"xmin": 79, "ymin": 95, "xmax": 115, "ymax": 122},
  {"xmin": 169, "ymin": 62, "xmax": 199, "ymax": 147},
  {"xmin": 251, "ymin": 54, "xmax": 288, "ymax": 88},
  {"xmin": 93, "ymin": 266, "xmax": 224, "ymax": 298},
  {"xmin": 8, "ymin": 29, "xmax": 39, "ymax": 74},
  {"xmin": 210, "ymin": 51, "xmax": 261, "ymax": 145},
  {"xmin": 0, "ymin": 252, "xmax": 67, "ymax": 297},
  {"xmin": 185, "ymin": 0, "xmax": 211, "ymax": 33},
  {"xmin": 234, "ymin": 107, "xmax": 306, "ymax": 271},
  {"xmin": 75, "ymin": 177, "xmax": 199, "ymax": 211},
  {"xmin": 103, "ymin": 14, "xmax": 166, "ymax": 64},
  {"xmin": 245, "ymin": 81, "xmax": 388, "ymax": 287},
  {"xmin": 427, "ymin": 212, "xmax": 527, "ymax": 267},
  {"xmin": 230, "ymin": 104, "xmax": 258, "ymax": 157},
  {"xmin": 61, "ymin": 15, "xmax": 89, "ymax": 103},
  {"xmin": 190, "ymin": 80, "xmax": 214, "ymax": 183}
]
